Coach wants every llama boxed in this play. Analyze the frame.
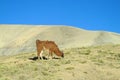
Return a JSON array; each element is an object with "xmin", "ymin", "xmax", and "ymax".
[{"xmin": 36, "ymin": 40, "xmax": 64, "ymax": 60}]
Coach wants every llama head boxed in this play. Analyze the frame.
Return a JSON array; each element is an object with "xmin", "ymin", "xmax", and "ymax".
[{"xmin": 61, "ymin": 51, "xmax": 64, "ymax": 58}]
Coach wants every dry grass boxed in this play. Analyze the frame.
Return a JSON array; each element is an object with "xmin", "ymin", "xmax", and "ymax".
[{"xmin": 0, "ymin": 44, "xmax": 120, "ymax": 80}]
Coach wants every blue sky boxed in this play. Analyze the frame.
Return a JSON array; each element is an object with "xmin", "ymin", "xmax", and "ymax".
[{"xmin": 0, "ymin": 0, "xmax": 120, "ymax": 33}]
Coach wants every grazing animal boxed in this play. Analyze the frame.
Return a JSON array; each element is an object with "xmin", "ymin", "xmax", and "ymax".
[{"xmin": 36, "ymin": 40, "xmax": 64, "ymax": 60}]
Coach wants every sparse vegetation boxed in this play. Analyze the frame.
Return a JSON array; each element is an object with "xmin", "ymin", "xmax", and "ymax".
[
  {"xmin": 0, "ymin": 44, "xmax": 120, "ymax": 80},
  {"xmin": 65, "ymin": 67, "xmax": 74, "ymax": 70}
]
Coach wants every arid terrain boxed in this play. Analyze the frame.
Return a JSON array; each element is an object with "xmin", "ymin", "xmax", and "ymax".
[
  {"xmin": 0, "ymin": 44, "xmax": 120, "ymax": 80},
  {"xmin": 0, "ymin": 25, "xmax": 120, "ymax": 55},
  {"xmin": 0, "ymin": 25, "xmax": 120, "ymax": 80}
]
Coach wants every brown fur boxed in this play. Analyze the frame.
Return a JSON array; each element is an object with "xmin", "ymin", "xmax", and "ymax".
[{"xmin": 36, "ymin": 40, "xmax": 64, "ymax": 59}]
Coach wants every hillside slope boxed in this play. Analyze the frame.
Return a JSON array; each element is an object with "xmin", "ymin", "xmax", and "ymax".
[
  {"xmin": 0, "ymin": 45, "xmax": 120, "ymax": 80},
  {"xmin": 0, "ymin": 25, "xmax": 120, "ymax": 55}
]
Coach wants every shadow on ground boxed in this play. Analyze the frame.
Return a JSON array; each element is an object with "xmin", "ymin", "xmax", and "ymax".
[{"xmin": 28, "ymin": 56, "xmax": 61, "ymax": 61}]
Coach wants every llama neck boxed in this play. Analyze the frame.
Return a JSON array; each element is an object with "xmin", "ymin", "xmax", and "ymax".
[{"xmin": 54, "ymin": 49, "xmax": 62, "ymax": 56}]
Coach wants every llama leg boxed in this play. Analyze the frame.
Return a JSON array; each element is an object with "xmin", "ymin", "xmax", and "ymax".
[
  {"xmin": 37, "ymin": 51, "xmax": 40, "ymax": 60},
  {"xmin": 47, "ymin": 50, "xmax": 50, "ymax": 59},
  {"xmin": 47, "ymin": 53, "xmax": 50, "ymax": 59},
  {"xmin": 40, "ymin": 50, "xmax": 43, "ymax": 60},
  {"xmin": 51, "ymin": 53, "xmax": 53, "ymax": 59},
  {"xmin": 50, "ymin": 52, "xmax": 53, "ymax": 59},
  {"xmin": 49, "ymin": 51, "xmax": 52, "ymax": 59}
]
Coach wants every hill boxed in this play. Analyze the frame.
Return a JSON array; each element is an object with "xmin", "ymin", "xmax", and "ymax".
[
  {"xmin": 0, "ymin": 24, "xmax": 120, "ymax": 55},
  {"xmin": 0, "ymin": 45, "xmax": 120, "ymax": 80},
  {"xmin": 0, "ymin": 25, "xmax": 120, "ymax": 80}
]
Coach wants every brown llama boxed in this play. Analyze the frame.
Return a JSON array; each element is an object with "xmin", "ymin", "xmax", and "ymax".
[{"xmin": 36, "ymin": 40, "xmax": 64, "ymax": 60}]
